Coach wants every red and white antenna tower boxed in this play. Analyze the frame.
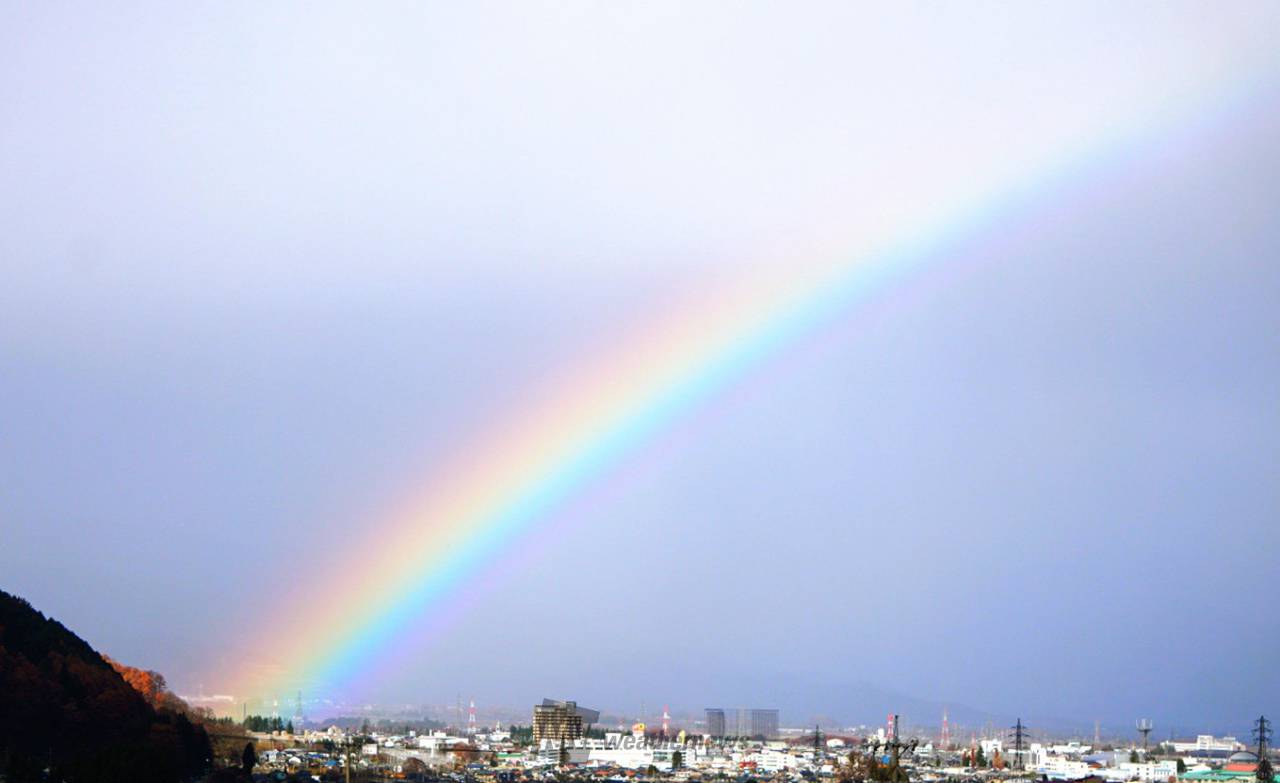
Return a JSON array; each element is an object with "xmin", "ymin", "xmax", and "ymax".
[
  {"xmin": 662, "ymin": 705, "xmax": 670, "ymax": 737},
  {"xmin": 941, "ymin": 708, "xmax": 950, "ymax": 749},
  {"xmin": 468, "ymin": 699, "xmax": 477, "ymax": 735}
]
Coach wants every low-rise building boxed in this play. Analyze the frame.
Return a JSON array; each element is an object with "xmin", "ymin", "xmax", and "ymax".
[{"xmin": 1168, "ymin": 736, "xmax": 1243, "ymax": 756}]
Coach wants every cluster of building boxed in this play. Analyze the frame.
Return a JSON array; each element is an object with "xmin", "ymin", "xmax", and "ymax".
[
  {"xmin": 240, "ymin": 703, "xmax": 1276, "ymax": 783},
  {"xmin": 526, "ymin": 700, "xmax": 782, "ymax": 772},
  {"xmin": 940, "ymin": 733, "xmax": 1269, "ymax": 783}
]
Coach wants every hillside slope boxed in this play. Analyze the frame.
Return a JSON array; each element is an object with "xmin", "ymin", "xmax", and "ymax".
[{"xmin": 0, "ymin": 589, "xmax": 211, "ymax": 783}]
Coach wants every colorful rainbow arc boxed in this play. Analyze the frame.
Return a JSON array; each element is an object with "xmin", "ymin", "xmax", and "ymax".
[{"xmin": 230, "ymin": 71, "xmax": 1271, "ymax": 703}]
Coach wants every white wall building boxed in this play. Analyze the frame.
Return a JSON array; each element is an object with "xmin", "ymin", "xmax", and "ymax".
[
  {"xmin": 1114, "ymin": 761, "xmax": 1179, "ymax": 781},
  {"xmin": 1168, "ymin": 736, "xmax": 1241, "ymax": 754},
  {"xmin": 1052, "ymin": 743, "xmax": 1093, "ymax": 757},
  {"xmin": 1037, "ymin": 756, "xmax": 1094, "ymax": 780}
]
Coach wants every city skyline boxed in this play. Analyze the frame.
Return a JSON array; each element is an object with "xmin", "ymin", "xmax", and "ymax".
[{"xmin": 173, "ymin": 689, "xmax": 1263, "ymax": 745}]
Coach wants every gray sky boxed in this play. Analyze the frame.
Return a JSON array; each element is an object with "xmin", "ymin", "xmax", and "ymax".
[{"xmin": 2, "ymin": 3, "xmax": 1278, "ymax": 734}]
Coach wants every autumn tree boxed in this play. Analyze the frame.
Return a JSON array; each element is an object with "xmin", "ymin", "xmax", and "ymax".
[
  {"xmin": 838, "ymin": 750, "xmax": 906, "ymax": 783},
  {"xmin": 404, "ymin": 758, "xmax": 428, "ymax": 775}
]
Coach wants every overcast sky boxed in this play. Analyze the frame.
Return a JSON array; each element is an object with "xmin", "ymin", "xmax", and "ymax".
[{"xmin": 2, "ymin": 3, "xmax": 1278, "ymax": 734}]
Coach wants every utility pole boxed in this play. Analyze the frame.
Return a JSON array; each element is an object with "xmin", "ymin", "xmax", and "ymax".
[{"xmin": 863, "ymin": 714, "xmax": 917, "ymax": 781}]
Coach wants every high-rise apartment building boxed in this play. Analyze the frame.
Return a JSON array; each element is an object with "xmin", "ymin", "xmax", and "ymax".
[
  {"xmin": 748, "ymin": 709, "xmax": 779, "ymax": 740},
  {"xmin": 532, "ymin": 699, "xmax": 599, "ymax": 743},
  {"xmin": 704, "ymin": 707, "xmax": 778, "ymax": 739},
  {"xmin": 705, "ymin": 708, "xmax": 727, "ymax": 737}
]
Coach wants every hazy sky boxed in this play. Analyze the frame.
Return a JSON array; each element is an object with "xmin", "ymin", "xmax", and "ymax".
[{"xmin": 3, "ymin": 3, "xmax": 1279, "ymax": 734}]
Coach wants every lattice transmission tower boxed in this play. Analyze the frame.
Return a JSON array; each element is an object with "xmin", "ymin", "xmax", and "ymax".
[
  {"xmin": 1009, "ymin": 718, "xmax": 1029, "ymax": 770},
  {"xmin": 1255, "ymin": 716, "xmax": 1273, "ymax": 783}
]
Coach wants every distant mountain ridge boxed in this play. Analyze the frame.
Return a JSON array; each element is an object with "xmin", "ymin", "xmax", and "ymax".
[{"xmin": 0, "ymin": 588, "xmax": 212, "ymax": 783}]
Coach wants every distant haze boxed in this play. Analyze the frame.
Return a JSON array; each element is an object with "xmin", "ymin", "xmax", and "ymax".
[{"xmin": 2, "ymin": 3, "xmax": 1278, "ymax": 737}]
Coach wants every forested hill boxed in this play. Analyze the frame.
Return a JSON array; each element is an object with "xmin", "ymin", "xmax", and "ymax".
[{"xmin": 0, "ymin": 588, "xmax": 211, "ymax": 783}]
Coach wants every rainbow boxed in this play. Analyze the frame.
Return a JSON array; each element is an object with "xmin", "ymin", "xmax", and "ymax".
[{"xmin": 229, "ymin": 69, "xmax": 1272, "ymax": 703}]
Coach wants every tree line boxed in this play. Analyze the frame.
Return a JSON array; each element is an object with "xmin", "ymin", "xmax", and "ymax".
[{"xmin": 243, "ymin": 714, "xmax": 295, "ymax": 734}]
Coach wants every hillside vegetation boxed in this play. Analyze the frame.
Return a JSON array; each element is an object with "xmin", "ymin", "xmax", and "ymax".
[{"xmin": 0, "ymin": 589, "xmax": 212, "ymax": 783}]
